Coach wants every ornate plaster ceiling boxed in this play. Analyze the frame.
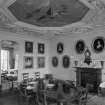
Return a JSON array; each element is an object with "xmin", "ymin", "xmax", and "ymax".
[
  {"xmin": 8, "ymin": 0, "xmax": 89, "ymax": 27},
  {"xmin": 0, "ymin": 0, "xmax": 105, "ymax": 38}
]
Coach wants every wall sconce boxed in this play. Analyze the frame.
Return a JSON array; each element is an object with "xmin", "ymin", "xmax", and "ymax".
[{"xmin": 84, "ymin": 47, "xmax": 92, "ymax": 65}]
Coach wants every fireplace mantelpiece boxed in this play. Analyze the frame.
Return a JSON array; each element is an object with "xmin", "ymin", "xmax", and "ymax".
[{"xmin": 74, "ymin": 67, "xmax": 102, "ymax": 93}]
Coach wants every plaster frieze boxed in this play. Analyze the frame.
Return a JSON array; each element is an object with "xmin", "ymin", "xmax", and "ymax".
[
  {"xmin": 80, "ymin": 0, "xmax": 105, "ymax": 10},
  {"xmin": 0, "ymin": 9, "xmax": 47, "ymax": 37},
  {"xmin": 0, "ymin": 9, "xmax": 94, "ymax": 37},
  {"xmin": 0, "ymin": 9, "xmax": 12, "ymax": 25},
  {"xmin": 0, "ymin": 1, "xmax": 105, "ymax": 38}
]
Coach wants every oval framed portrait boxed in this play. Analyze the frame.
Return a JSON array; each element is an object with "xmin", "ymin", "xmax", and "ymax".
[
  {"xmin": 92, "ymin": 36, "xmax": 105, "ymax": 53},
  {"xmin": 52, "ymin": 56, "xmax": 58, "ymax": 67},
  {"xmin": 57, "ymin": 42, "xmax": 64, "ymax": 54},
  {"xmin": 62, "ymin": 55, "xmax": 70, "ymax": 68},
  {"xmin": 75, "ymin": 40, "xmax": 85, "ymax": 54}
]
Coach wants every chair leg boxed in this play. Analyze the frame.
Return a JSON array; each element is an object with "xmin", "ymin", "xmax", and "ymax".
[
  {"xmin": 57, "ymin": 101, "xmax": 67, "ymax": 105},
  {"xmin": 32, "ymin": 93, "xmax": 39, "ymax": 105},
  {"xmin": 25, "ymin": 97, "xmax": 30, "ymax": 105},
  {"xmin": 35, "ymin": 94, "xmax": 39, "ymax": 105}
]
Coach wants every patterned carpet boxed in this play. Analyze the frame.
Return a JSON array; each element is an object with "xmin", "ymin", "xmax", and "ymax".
[
  {"xmin": 0, "ymin": 91, "xmax": 105, "ymax": 105},
  {"xmin": 87, "ymin": 95, "xmax": 105, "ymax": 105}
]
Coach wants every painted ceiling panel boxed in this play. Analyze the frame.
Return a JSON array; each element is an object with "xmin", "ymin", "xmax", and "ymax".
[{"xmin": 8, "ymin": 0, "xmax": 89, "ymax": 27}]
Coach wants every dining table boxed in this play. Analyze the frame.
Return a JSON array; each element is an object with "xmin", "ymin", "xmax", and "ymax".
[{"xmin": 26, "ymin": 81, "xmax": 38, "ymax": 92}]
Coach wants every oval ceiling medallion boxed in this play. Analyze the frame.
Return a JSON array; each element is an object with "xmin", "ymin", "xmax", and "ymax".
[
  {"xmin": 62, "ymin": 55, "xmax": 70, "ymax": 68},
  {"xmin": 8, "ymin": 0, "xmax": 89, "ymax": 27},
  {"xmin": 52, "ymin": 56, "xmax": 58, "ymax": 67},
  {"xmin": 57, "ymin": 42, "xmax": 64, "ymax": 54},
  {"xmin": 92, "ymin": 36, "xmax": 105, "ymax": 53},
  {"xmin": 75, "ymin": 40, "xmax": 85, "ymax": 54}
]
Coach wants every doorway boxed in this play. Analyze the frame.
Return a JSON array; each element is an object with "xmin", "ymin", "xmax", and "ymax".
[{"xmin": 0, "ymin": 40, "xmax": 19, "ymax": 91}]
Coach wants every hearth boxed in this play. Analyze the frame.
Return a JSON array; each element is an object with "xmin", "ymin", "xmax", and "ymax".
[{"xmin": 75, "ymin": 67, "xmax": 102, "ymax": 93}]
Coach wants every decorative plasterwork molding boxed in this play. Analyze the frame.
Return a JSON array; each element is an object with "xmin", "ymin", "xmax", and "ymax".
[
  {"xmin": 79, "ymin": 0, "xmax": 105, "ymax": 10},
  {"xmin": 0, "ymin": 0, "xmax": 16, "ymax": 7},
  {"xmin": 0, "ymin": 0, "xmax": 105, "ymax": 38},
  {"xmin": 81, "ymin": 7, "xmax": 105, "ymax": 25},
  {"xmin": 0, "ymin": 8, "xmax": 94, "ymax": 37},
  {"xmin": 0, "ymin": 9, "xmax": 12, "ymax": 25},
  {"xmin": 0, "ymin": 9, "xmax": 48, "ymax": 38},
  {"xmin": 0, "ymin": 25, "xmax": 46, "ymax": 38},
  {"xmin": 50, "ymin": 25, "xmax": 94, "ymax": 37}
]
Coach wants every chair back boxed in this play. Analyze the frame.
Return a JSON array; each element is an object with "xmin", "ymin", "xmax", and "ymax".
[
  {"xmin": 35, "ymin": 72, "xmax": 40, "ymax": 80},
  {"xmin": 22, "ymin": 73, "xmax": 29, "ymax": 82}
]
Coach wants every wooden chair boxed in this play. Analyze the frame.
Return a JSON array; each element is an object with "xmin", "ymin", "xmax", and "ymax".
[
  {"xmin": 58, "ymin": 80, "xmax": 88, "ymax": 105},
  {"xmin": 37, "ymin": 78, "xmax": 57, "ymax": 105},
  {"xmin": 35, "ymin": 72, "xmax": 40, "ymax": 80},
  {"xmin": 37, "ymin": 79, "xmax": 45, "ymax": 104},
  {"xmin": 23, "ymin": 73, "xmax": 29, "ymax": 81},
  {"xmin": 18, "ymin": 84, "xmax": 35, "ymax": 105},
  {"xmin": 18, "ymin": 73, "xmax": 33, "ymax": 105},
  {"xmin": 37, "ymin": 79, "xmax": 59, "ymax": 105},
  {"xmin": 18, "ymin": 73, "xmax": 29, "ymax": 96},
  {"xmin": 13, "ymin": 70, "xmax": 18, "ymax": 89},
  {"xmin": 98, "ymin": 82, "xmax": 105, "ymax": 96},
  {"xmin": 78, "ymin": 87, "xmax": 88, "ymax": 105}
]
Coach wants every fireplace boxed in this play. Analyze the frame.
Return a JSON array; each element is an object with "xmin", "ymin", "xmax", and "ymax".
[{"xmin": 75, "ymin": 67, "xmax": 102, "ymax": 93}]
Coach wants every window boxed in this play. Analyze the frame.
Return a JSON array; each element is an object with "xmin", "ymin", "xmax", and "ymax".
[{"xmin": 1, "ymin": 50, "xmax": 10, "ymax": 71}]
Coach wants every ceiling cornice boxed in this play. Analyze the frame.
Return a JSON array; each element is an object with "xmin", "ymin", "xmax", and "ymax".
[
  {"xmin": 0, "ymin": 10, "xmax": 94, "ymax": 38},
  {"xmin": 0, "ymin": 8, "xmax": 93, "ymax": 36},
  {"xmin": 0, "ymin": 9, "xmax": 12, "ymax": 25},
  {"xmin": 0, "ymin": 0, "xmax": 105, "ymax": 38}
]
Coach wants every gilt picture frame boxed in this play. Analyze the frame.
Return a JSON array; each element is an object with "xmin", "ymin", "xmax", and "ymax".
[
  {"xmin": 52, "ymin": 56, "xmax": 58, "ymax": 67},
  {"xmin": 92, "ymin": 36, "xmax": 105, "ymax": 53},
  {"xmin": 37, "ymin": 56, "xmax": 45, "ymax": 68},
  {"xmin": 24, "ymin": 56, "xmax": 33, "ymax": 69},
  {"xmin": 25, "ymin": 41, "xmax": 33, "ymax": 53},
  {"xmin": 75, "ymin": 40, "xmax": 85, "ymax": 54},
  {"xmin": 57, "ymin": 42, "xmax": 64, "ymax": 54},
  {"xmin": 38, "ymin": 43, "xmax": 45, "ymax": 54},
  {"xmin": 62, "ymin": 55, "xmax": 70, "ymax": 68}
]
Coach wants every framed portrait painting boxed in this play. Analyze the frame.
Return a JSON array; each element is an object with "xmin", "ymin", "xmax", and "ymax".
[
  {"xmin": 38, "ymin": 43, "xmax": 45, "ymax": 54},
  {"xmin": 62, "ymin": 55, "xmax": 70, "ymax": 68},
  {"xmin": 37, "ymin": 57, "xmax": 45, "ymax": 68},
  {"xmin": 57, "ymin": 42, "xmax": 64, "ymax": 54},
  {"xmin": 52, "ymin": 56, "xmax": 58, "ymax": 67},
  {"xmin": 75, "ymin": 40, "xmax": 85, "ymax": 54},
  {"xmin": 25, "ymin": 41, "xmax": 33, "ymax": 53},
  {"xmin": 92, "ymin": 36, "xmax": 105, "ymax": 53},
  {"xmin": 24, "ymin": 56, "xmax": 33, "ymax": 69}
]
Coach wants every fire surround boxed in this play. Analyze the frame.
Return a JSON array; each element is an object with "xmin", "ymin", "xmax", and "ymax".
[{"xmin": 75, "ymin": 67, "xmax": 102, "ymax": 93}]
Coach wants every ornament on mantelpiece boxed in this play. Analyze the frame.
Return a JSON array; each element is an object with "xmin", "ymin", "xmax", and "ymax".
[
  {"xmin": 74, "ymin": 60, "xmax": 78, "ymax": 67},
  {"xmin": 84, "ymin": 47, "xmax": 92, "ymax": 65},
  {"xmin": 101, "ymin": 61, "xmax": 104, "ymax": 68}
]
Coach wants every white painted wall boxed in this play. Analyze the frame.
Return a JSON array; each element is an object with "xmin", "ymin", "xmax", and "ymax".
[
  {"xmin": 0, "ymin": 30, "xmax": 50, "ymax": 84},
  {"xmin": 49, "ymin": 29, "xmax": 105, "ymax": 82},
  {"xmin": 1, "ymin": 28, "xmax": 105, "ymax": 85}
]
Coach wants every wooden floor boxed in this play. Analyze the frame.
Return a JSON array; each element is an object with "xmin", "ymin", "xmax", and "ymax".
[
  {"xmin": 0, "ymin": 90, "xmax": 105, "ymax": 105},
  {"xmin": 0, "ymin": 91, "xmax": 19, "ymax": 105}
]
